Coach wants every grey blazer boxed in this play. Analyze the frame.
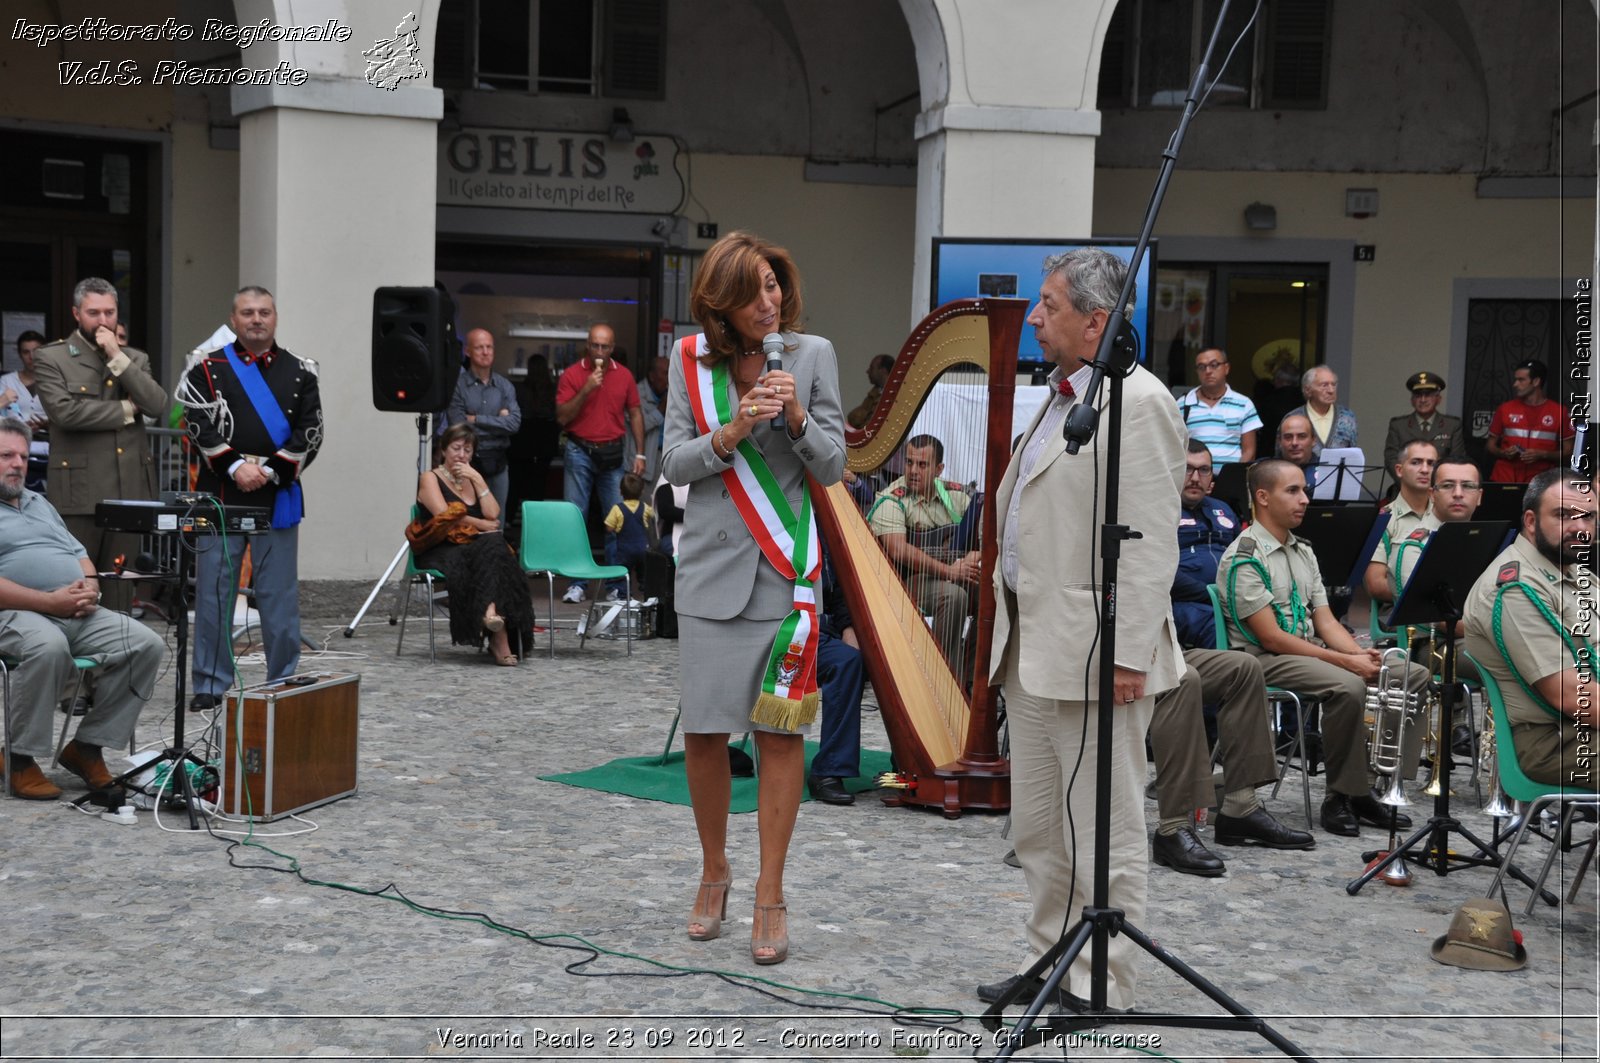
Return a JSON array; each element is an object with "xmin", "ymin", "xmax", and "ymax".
[{"xmin": 661, "ymin": 331, "xmax": 845, "ymax": 620}]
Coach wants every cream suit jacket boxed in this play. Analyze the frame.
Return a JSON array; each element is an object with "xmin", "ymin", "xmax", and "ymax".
[{"xmin": 988, "ymin": 363, "xmax": 1187, "ymax": 699}]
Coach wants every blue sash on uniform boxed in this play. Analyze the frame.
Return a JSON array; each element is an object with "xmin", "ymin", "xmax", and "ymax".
[{"xmin": 224, "ymin": 344, "xmax": 302, "ymax": 529}]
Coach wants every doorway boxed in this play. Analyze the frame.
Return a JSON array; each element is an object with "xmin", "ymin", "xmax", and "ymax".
[
  {"xmin": 1150, "ymin": 261, "xmax": 1328, "ymax": 444},
  {"xmin": 0, "ymin": 131, "xmax": 155, "ymax": 371}
]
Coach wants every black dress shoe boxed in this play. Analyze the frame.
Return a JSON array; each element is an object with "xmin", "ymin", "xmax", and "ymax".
[
  {"xmin": 1451, "ymin": 724, "xmax": 1476, "ymax": 759},
  {"xmin": 977, "ymin": 973, "xmax": 1066, "ymax": 1008},
  {"xmin": 1351, "ymin": 791, "xmax": 1411, "ymax": 830},
  {"xmin": 1213, "ymin": 806, "xmax": 1316, "ymax": 850},
  {"xmin": 1056, "ymin": 991, "xmax": 1130, "ymax": 1016},
  {"xmin": 1320, "ymin": 794, "xmax": 1360, "ymax": 837},
  {"xmin": 806, "ymin": 775, "xmax": 854, "ymax": 805},
  {"xmin": 1151, "ymin": 826, "xmax": 1226, "ymax": 876},
  {"xmin": 190, "ymin": 693, "xmax": 222, "ymax": 712}
]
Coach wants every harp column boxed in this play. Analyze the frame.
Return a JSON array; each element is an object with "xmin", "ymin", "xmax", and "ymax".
[{"xmin": 899, "ymin": 0, "xmax": 1111, "ymax": 328}]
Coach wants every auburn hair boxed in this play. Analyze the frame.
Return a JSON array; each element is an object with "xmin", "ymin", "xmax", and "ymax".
[{"xmin": 688, "ymin": 230, "xmax": 804, "ymax": 366}]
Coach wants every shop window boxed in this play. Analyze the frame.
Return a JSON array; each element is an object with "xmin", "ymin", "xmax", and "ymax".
[
  {"xmin": 434, "ymin": 0, "xmax": 664, "ymax": 98},
  {"xmin": 1097, "ymin": 0, "xmax": 1329, "ymax": 110}
]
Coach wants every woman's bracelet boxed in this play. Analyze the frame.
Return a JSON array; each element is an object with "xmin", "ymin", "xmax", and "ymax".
[{"xmin": 712, "ymin": 426, "xmax": 730, "ymax": 460}]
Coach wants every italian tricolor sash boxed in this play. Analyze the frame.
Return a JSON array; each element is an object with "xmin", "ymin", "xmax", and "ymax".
[{"xmin": 679, "ymin": 334, "xmax": 821, "ymax": 731}]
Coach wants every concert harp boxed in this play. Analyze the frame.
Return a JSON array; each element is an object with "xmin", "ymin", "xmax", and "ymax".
[{"xmin": 812, "ymin": 298, "xmax": 1027, "ymax": 816}]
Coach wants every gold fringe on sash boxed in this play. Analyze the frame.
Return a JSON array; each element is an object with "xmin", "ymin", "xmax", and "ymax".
[{"xmin": 749, "ymin": 690, "xmax": 821, "ymax": 733}]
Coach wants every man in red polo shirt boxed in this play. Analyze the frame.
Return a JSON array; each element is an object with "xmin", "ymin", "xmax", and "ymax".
[
  {"xmin": 1486, "ymin": 359, "xmax": 1573, "ymax": 483},
  {"xmin": 555, "ymin": 322, "xmax": 646, "ymax": 602}
]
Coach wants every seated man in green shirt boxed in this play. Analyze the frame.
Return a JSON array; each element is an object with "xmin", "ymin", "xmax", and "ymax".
[
  {"xmin": 867, "ymin": 434, "xmax": 979, "ymax": 682},
  {"xmin": 1216, "ymin": 459, "xmax": 1430, "ymax": 837},
  {"xmin": 1464, "ymin": 469, "xmax": 1598, "ymax": 788}
]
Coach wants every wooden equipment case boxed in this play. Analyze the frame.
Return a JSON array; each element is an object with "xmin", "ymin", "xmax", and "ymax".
[{"xmin": 219, "ymin": 672, "xmax": 359, "ymax": 821}]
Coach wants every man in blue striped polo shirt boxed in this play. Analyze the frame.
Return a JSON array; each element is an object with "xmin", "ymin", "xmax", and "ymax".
[{"xmin": 1177, "ymin": 348, "xmax": 1262, "ymax": 469}]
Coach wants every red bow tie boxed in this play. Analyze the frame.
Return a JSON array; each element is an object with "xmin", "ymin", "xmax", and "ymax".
[{"xmin": 1057, "ymin": 378, "xmax": 1075, "ymax": 399}]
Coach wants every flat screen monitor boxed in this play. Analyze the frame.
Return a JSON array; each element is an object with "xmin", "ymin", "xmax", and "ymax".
[{"xmin": 929, "ymin": 238, "xmax": 1156, "ymax": 372}]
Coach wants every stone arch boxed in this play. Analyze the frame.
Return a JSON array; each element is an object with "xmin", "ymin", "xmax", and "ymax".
[{"xmin": 893, "ymin": 1, "xmax": 1119, "ymax": 325}]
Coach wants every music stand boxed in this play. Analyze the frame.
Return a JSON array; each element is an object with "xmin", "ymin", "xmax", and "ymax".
[
  {"xmin": 1344, "ymin": 520, "xmax": 1555, "ymax": 904},
  {"xmin": 101, "ymin": 510, "xmax": 219, "ymax": 830},
  {"xmin": 1309, "ymin": 448, "xmax": 1376, "ymax": 502},
  {"xmin": 1210, "ymin": 461, "xmax": 1248, "ymax": 519},
  {"xmin": 1474, "ymin": 482, "xmax": 1525, "ymax": 526},
  {"xmin": 1296, "ymin": 504, "xmax": 1380, "ymax": 590}
]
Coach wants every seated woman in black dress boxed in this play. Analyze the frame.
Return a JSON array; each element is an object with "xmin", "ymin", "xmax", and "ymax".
[{"xmin": 413, "ymin": 423, "xmax": 534, "ymax": 665}]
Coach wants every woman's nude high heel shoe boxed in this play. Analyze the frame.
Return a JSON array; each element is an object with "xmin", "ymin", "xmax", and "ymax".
[
  {"xmin": 750, "ymin": 903, "xmax": 789, "ymax": 965},
  {"xmin": 687, "ymin": 876, "xmax": 730, "ymax": 941}
]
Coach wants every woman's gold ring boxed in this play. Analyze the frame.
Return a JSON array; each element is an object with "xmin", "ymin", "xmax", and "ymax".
[{"xmin": 748, "ymin": 404, "xmax": 760, "ymax": 417}]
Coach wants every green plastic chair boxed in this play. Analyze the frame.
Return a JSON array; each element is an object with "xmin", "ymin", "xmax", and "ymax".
[
  {"xmin": 519, "ymin": 500, "xmax": 632, "ymax": 659},
  {"xmin": 1465, "ymin": 651, "xmax": 1599, "ymax": 915},
  {"xmin": 1367, "ymin": 601, "xmax": 1410, "ymax": 651},
  {"xmin": 3, "ymin": 655, "xmax": 106, "ymax": 798},
  {"xmin": 394, "ymin": 505, "xmax": 448, "ymax": 662},
  {"xmin": 1207, "ymin": 584, "xmax": 1314, "ymax": 827}
]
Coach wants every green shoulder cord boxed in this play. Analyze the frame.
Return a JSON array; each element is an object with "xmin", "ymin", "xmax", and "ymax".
[
  {"xmin": 863, "ymin": 492, "xmax": 899, "ymax": 527},
  {"xmin": 1224, "ymin": 547, "xmax": 1307, "ymax": 647},
  {"xmin": 1390, "ymin": 537, "xmax": 1425, "ymax": 601},
  {"xmin": 1491, "ymin": 580, "xmax": 1594, "ymax": 722}
]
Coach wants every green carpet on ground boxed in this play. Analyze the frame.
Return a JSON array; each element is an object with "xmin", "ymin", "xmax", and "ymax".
[{"xmin": 541, "ymin": 742, "xmax": 893, "ymax": 812}]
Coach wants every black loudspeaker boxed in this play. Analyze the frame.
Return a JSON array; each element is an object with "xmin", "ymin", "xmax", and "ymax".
[{"xmin": 371, "ymin": 286, "xmax": 457, "ymax": 412}]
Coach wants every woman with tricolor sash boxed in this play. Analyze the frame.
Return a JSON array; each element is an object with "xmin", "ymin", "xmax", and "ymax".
[{"xmin": 661, "ymin": 232, "xmax": 844, "ymax": 965}]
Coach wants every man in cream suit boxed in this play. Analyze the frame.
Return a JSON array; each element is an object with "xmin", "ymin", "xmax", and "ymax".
[{"xmin": 976, "ymin": 249, "xmax": 1187, "ymax": 1015}]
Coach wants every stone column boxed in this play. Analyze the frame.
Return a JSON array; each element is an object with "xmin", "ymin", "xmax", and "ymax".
[
  {"xmin": 230, "ymin": 3, "xmax": 442, "ymax": 578},
  {"xmin": 899, "ymin": 0, "xmax": 1112, "ymax": 326}
]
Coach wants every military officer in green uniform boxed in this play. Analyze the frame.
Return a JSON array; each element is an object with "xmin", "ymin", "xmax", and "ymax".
[
  {"xmin": 32, "ymin": 277, "xmax": 169, "ymax": 611},
  {"xmin": 1217, "ymin": 459, "xmax": 1430, "ymax": 836},
  {"xmin": 1383, "ymin": 371, "xmax": 1467, "ymax": 472},
  {"xmin": 1392, "ymin": 459, "xmax": 1486, "ymax": 756},
  {"xmin": 1464, "ymin": 469, "xmax": 1598, "ymax": 788},
  {"xmin": 1364, "ymin": 439, "xmax": 1438, "ymax": 607},
  {"xmin": 867, "ymin": 433, "xmax": 978, "ymax": 680}
]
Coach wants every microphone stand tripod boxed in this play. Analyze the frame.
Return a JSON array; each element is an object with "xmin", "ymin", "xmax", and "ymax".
[
  {"xmin": 343, "ymin": 412, "xmax": 434, "ymax": 636},
  {"xmin": 981, "ymin": 2, "xmax": 1312, "ymax": 1058},
  {"xmin": 105, "ymin": 526, "xmax": 211, "ymax": 830}
]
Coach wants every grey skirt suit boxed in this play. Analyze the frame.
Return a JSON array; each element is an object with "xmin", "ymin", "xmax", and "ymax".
[{"xmin": 661, "ymin": 332, "xmax": 846, "ymax": 734}]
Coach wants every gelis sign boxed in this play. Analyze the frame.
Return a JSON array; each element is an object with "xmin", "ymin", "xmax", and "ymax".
[{"xmin": 438, "ymin": 127, "xmax": 682, "ymax": 214}]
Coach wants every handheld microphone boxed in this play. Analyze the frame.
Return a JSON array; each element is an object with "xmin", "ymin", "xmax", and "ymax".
[{"xmin": 763, "ymin": 333, "xmax": 785, "ymax": 432}]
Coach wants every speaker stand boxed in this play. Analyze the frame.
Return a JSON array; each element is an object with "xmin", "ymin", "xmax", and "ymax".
[{"xmin": 343, "ymin": 413, "xmax": 432, "ymax": 636}]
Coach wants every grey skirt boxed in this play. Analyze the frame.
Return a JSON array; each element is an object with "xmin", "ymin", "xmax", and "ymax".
[{"xmin": 676, "ymin": 609, "xmax": 815, "ymax": 737}]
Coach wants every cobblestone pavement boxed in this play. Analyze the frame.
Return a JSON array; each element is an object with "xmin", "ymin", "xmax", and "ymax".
[{"xmin": 1, "ymin": 582, "xmax": 1595, "ymax": 1061}]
